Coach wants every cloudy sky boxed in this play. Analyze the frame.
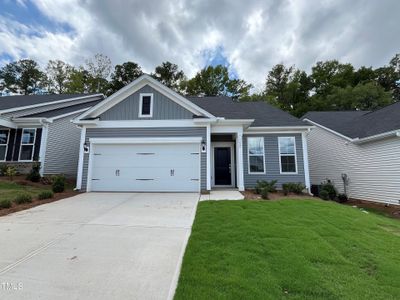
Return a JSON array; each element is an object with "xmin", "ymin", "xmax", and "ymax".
[{"xmin": 0, "ymin": 0, "xmax": 399, "ymax": 89}]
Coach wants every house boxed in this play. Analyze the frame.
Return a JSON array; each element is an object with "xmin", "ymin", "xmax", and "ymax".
[
  {"xmin": 303, "ymin": 103, "xmax": 400, "ymax": 205},
  {"xmin": 0, "ymin": 93, "xmax": 104, "ymax": 176},
  {"xmin": 72, "ymin": 74, "xmax": 312, "ymax": 193}
]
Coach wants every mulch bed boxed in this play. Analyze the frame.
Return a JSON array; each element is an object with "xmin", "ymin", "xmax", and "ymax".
[
  {"xmin": 242, "ymin": 189, "xmax": 315, "ymax": 201},
  {"xmin": 0, "ymin": 176, "xmax": 80, "ymax": 217}
]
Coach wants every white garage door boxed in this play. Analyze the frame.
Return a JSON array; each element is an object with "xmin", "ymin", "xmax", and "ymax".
[{"xmin": 89, "ymin": 143, "xmax": 200, "ymax": 192}]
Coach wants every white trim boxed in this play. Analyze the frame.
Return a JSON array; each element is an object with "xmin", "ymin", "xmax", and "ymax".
[
  {"xmin": 86, "ymin": 142, "xmax": 94, "ymax": 192},
  {"xmin": 138, "ymin": 93, "xmax": 153, "ymax": 118},
  {"xmin": 278, "ymin": 136, "xmax": 298, "ymax": 175},
  {"xmin": 246, "ymin": 126, "xmax": 312, "ymax": 132},
  {"xmin": 236, "ymin": 130, "xmax": 244, "ymax": 191},
  {"xmin": 38, "ymin": 124, "xmax": 49, "ymax": 176},
  {"xmin": 48, "ymin": 107, "xmax": 92, "ymax": 122},
  {"xmin": 301, "ymin": 132, "xmax": 311, "ymax": 193},
  {"xmin": 245, "ymin": 130, "xmax": 309, "ymax": 135},
  {"xmin": 211, "ymin": 142, "xmax": 235, "ymax": 188},
  {"xmin": 194, "ymin": 118, "xmax": 254, "ymax": 126},
  {"xmin": 0, "ymin": 128, "xmax": 10, "ymax": 161},
  {"xmin": 247, "ymin": 136, "xmax": 266, "ymax": 175},
  {"xmin": 211, "ymin": 125, "xmax": 246, "ymax": 133},
  {"xmin": 18, "ymin": 128, "xmax": 37, "ymax": 162},
  {"xmin": 75, "ymin": 74, "xmax": 215, "ymax": 121},
  {"xmin": 0, "ymin": 94, "xmax": 103, "ymax": 115},
  {"xmin": 72, "ymin": 120, "xmax": 203, "ymax": 128},
  {"xmin": 303, "ymin": 119, "xmax": 353, "ymax": 141},
  {"xmin": 76, "ymin": 127, "xmax": 86, "ymax": 190},
  {"xmin": 0, "ymin": 118, "xmax": 17, "ymax": 128},
  {"xmin": 206, "ymin": 124, "xmax": 211, "ymax": 190},
  {"xmin": 89, "ymin": 137, "xmax": 202, "ymax": 145},
  {"xmin": 353, "ymin": 129, "xmax": 400, "ymax": 144}
]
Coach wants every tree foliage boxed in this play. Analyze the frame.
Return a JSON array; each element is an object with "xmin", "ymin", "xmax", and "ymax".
[
  {"xmin": 152, "ymin": 61, "xmax": 185, "ymax": 92},
  {"xmin": 45, "ymin": 60, "xmax": 72, "ymax": 94},
  {"xmin": 109, "ymin": 62, "xmax": 143, "ymax": 95}
]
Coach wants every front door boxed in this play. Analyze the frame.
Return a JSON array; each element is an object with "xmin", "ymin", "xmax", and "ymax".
[{"xmin": 214, "ymin": 147, "xmax": 232, "ymax": 185}]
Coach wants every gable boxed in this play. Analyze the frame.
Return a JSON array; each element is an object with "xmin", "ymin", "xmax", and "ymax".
[{"xmin": 99, "ymin": 85, "xmax": 194, "ymax": 120}]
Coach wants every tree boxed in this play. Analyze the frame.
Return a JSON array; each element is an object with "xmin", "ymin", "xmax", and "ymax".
[
  {"xmin": 64, "ymin": 67, "xmax": 91, "ymax": 94},
  {"xmin": 152, "ymin": 61, "xmax": 185, "ymax": 92},
  {"xmin": 326, "ymin": 82, "xmax": 392, "ymax": 111},
  {"xmin": 109, "ymin": 62, "xmax": 143, "ymax": 95},
  {"xmin": 0, "ymin": 59, "xmax": 45, "ymax": 94},
  {"xmin": 184, "ymin": 65, "xmax": 252, "ymax": 99},
  {"xmin": 45, "ymin": 60, "xmax": 72, "ymax": 94},
  {"xmin": 85, "ymin": 53, "xmax": 112, "ymax": 94},
  {"xmin": 265, "ymin": 64, "xmax": 295, "ymax": 110}
]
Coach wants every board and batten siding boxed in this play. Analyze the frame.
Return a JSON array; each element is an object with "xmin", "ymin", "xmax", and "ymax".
[
  {"xmin": 307, "ymin": 126, "xmax": 400, "ymax": 205},
  {"xmin": 81, "ymin": 127, "xmax": 207, "ymax": 191},
  {"xmin": 243, "ymin": 133, "xmax": 305, "ymax": 188},
  {"xmin": 99, "ymin": 85, "xmax": 194, "ymax": 120},
  {"xmin": 42, "ymin": 114, "xmax": 82, "ymax": 176}
]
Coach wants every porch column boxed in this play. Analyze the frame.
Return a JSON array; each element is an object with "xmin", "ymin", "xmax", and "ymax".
[
  {"xmin": 76, "ymin": 126, "xmax": 86, "ymax": 190},
  {"xmin": 301, "ymin": 131, "xmax": 311, "ymax": 194},
  {"xmin": 236, "ymin": 130, "xmax": 245, "ymax": 191},
  {"xmin": 38, "ymin": 124, "xmax": 49, "ymax": 176},
  {"xmin": 206, "ymin": 124, "xmax": 211, "ymax": 191}
]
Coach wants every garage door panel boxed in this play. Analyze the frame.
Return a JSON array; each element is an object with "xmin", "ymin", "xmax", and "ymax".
[{"xmin": 90, "ymin": 143, "xmax": 200, "ymax": 192}]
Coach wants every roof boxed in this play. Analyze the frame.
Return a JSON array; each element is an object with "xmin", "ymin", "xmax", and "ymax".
[
  {"xmin": 186, "ymin": 96, "xmax": 307, "ymax": 127},
  {"xmin": 0, "ymin": 93, "xmax": 98, "ymax": 111},
  {"xmin": 303, "ymin": 102, "xmax": 400, "ymax": 138},
  {"xmin": 21, "ymin": 99, "xmax": 104, "ymax": 119}
]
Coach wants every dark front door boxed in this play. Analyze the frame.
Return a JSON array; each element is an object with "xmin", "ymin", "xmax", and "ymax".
[{"xmin": 214, "ymin": 147, "xmax": 232, "ymax": 185}]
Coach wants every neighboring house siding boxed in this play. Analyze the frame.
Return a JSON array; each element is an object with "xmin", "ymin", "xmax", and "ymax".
[
  {"xmin": 2, "ymin": 97, "xmax": 99, "ymax": 118},
  {"xmin": 243, "ymin": 133, "xmax": 305, "ymax": 188},
  {"xmin": 81, "ymin": 127, "xmax": 207, "ymax": 191},
  {"xmin": 307, "ymin": 126, "xmax": 400, "ymax": 205},
  {"xmin": 42, "ymin": 114, "xmax": 82, "ymax": 176},
  {"xmin": 99, "ymin": 85, "xmax": 193, "ymax": 120}
]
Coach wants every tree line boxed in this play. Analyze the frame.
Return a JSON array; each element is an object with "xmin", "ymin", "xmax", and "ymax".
[{"xmin": 0, "ymin": 53, "xmax": 399, "ymax": 117}]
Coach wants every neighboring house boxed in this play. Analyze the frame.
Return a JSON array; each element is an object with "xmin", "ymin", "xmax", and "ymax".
[
  {"xmin": 72, "ymin": 74, "xmax": 312, "ymax": 193},
  {"xmin": 303, "ymin": 104, "xmax": 400, "ymax": 205},
  {"xmin": 0, "ymin": 93, "xmax": 104, "ymax": 176}
]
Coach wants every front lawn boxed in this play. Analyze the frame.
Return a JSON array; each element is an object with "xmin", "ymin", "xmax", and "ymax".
[
  {"xmin": 175, "ymin": 199, "xmax": 400, "ymax": 300},
  {"xmin": 0, "ymin": 180, "xmax": 51, "ymax": 201}
]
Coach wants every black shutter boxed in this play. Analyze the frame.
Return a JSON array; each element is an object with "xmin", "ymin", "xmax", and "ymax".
[
  {"xmin": 6, "ymin": 129, "xmax": 16, "ymax": 161},
  {"xmin": 33, "ymin": 128, "xmax": 42, "ymax": 161}
]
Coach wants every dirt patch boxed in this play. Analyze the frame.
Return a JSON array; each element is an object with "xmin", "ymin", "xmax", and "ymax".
[
  {"xmin": 344, "ymin": 199, "xmax": 400, "ymax": 219},
  {"xmin": 242, "ymin": 189, "xmax": 313, "ymax": 201}
]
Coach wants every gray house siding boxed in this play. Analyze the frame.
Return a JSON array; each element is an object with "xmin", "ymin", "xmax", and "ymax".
[
  {"xmin": 43, "ymin": 114, "xmax": 82, "ymax": 176},
  {"xmin": 81, "ymin": 127, "xmax": 207, "ymax": 191},
  {"xmin": 243, "ymin": 133, "xmax": 305, "ymax": 188},
  {"xmin": 99, "ymin": 85, "xmax": 194, "ymax": 120}
]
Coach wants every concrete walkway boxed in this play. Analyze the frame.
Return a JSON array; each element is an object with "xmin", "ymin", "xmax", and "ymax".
[
  {"xmin": 0, "ymin": 193, "xmax": 199, "ymax": 300},
  {"xmin": 199, "ymin": 190, "xmax": 244, "ymax": 201}
]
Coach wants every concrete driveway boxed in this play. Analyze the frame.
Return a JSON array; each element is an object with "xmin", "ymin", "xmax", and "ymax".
[{"xmin": 0, "ymin": 193, "xmax": 199, "ymax": 300}]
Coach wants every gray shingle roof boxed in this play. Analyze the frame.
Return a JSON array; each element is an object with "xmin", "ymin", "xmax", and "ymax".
[
  {"xmin": 21, "ymin": 99, "xmax": 103, "ymax": 118},
  {"xmin": 0, "ymin": 94, "xmax": 98, "ymax": 111},
  {"xmin": 303, "ymin": 102, "xmax": 400, "ymax": 138},
  {"xmin": 187, "ymin": 96, "xmax": 307, "ymax": 127}
]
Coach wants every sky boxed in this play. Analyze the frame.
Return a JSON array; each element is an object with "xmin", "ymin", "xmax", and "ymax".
[{"xmin": 0, "ymin": 0, "xmax": 399, "ymax": 90}]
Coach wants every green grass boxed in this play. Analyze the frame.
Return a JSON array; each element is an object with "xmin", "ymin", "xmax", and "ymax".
[
  {"xmin": 175, "ymin": 199, "xmax": 400, "ymax": 300},
  {"xmin": 0, "ymin": 180, "xmax": 52, "ymax": 202}
]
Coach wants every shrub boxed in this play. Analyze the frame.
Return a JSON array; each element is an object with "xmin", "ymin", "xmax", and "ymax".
[
  {"xmin": 282, "ymin": 182, "xmax": 306, "ymax": 195},
  {"xmin": 26, "ymin": 162, "xmax": 41, "ymax": 182},
  {"xmin": 0, "ymin": 199, "xmax": 12, "ymax": 209},
  {"xmin": 5, "ymin": 166, "xmax": 16, "ymax": 180},
  {"xmin": 0, "ymin": 164, "xmax": 8, "ymax": 176},
  {"xmin": 319, "ymin": 190, "xmax": 330, "ymax": 200},
  {"xmin": 14, "ymin": 193, "xmax": 33, "ymax": 204},
  {"xmin": 52, "ymin": 175, "xmax": 66, "ymax": 193},
  {"xmin": 255, "ymin": 180, "xmax": 277, "ymax": 194},
  {"xmin": 38, "ymin": 191, "xmax": 54, "ymax": 200},
  {"xmin": 260, "ymin": 187, "xmax": 269, "ymax": 200},
  {"xmin": 337, "ymin": 193, "xmax": 348, "ymax": 203},
  {"xmin": 320, "ymin": 180, "xmax": 337, "ymax": 200}
]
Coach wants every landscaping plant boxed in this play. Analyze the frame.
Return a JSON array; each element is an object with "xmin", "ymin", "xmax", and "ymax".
[
  {"xmin": 14, "ymin": 193, "xmax": 33, "ymax": 204},
  {"xmin": 5, "ymin": 166, "xmax": 16, "ymax": 181},
  {"xmin": 0, "ymin": 199, "xmax": 12, "ymax": 209},
  {"xmin": 38, "ymin": 191, "xmax": 54, "ymax": 200},
  {"xmin": 26, "ymin": 162, "xmax": 41, "ymax": 182},
  {"xmin": 337, "ymin": 193, "xmax": 349, "ymax": 203},
  {"xmin": 320, "ymin": 179, "xmax": 337, "ymax": 200},
  {"xmin": 52, "ymin": 175, "xmax": 66, "ymax": 193},
  {"xmin": 260, "ymin": 188, "xmax": 269, "ymax": 200},
  {"xmin": 282, "ymin": 182, "xmax": 305, "ymax": 195},
  {"xmin": 255, "ymin": 180, "xmax": 277, "ymax": 194},
  {"xmin": 319, "ymin": 189, "xmax": 330, "ymax": 200}
]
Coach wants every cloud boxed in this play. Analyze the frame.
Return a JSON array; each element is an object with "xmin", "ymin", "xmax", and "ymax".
[{"xmin": 0, "ymin": 0, "xmax": 399, "ymax": 89}]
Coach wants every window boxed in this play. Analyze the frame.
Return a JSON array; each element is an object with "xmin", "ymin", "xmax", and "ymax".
[
  {"xmin": 0, "ymin": 129, "xmax": 9, "ymax": 161},
  {"xmin": 247, "ymin": 137, "xmax": 265, "ymax": 174},
  {"xmin": 139, "ymin": 93, "xmax": 153, "ymax": 117},
  {"xmin": 19, "ymin": 128, "xmax": 36, "ymax": 161},
  {"xmin": 279, "ymin": 137, "xmax": 297, "ymax": 173}
]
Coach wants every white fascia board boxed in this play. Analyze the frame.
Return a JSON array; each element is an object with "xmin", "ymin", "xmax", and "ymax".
[
  {"xmin": 246, "ymin": 125, "xmax": 313, "ymax": 132},
  {"xmin": 0, "ymin": 118, "xmax": 17, "ymax": 128},
  {"xmin": 352, "ymin": 129, "xmax": 400, "ymax": 144},
  {"xmin": 0, "ymin": 94, "xmax": 103, "ymax": 115},
  {"xmin": 211, "ymin": 125, "xmax": 245, "ymax": 133},
  {"xmin": 76, "ymin": 74, "xmax": 215, "ymax": 121},
  {"xmin": 74, "ymin": 120, "xmax": 205, "ymax": 128},
  {"xmin": 89, "ymin": 137, "xmax": 203, "ymax": 144},
  {"xmin": 48, "ymin": 107, "xmax": 91, "ymax": 122}
]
